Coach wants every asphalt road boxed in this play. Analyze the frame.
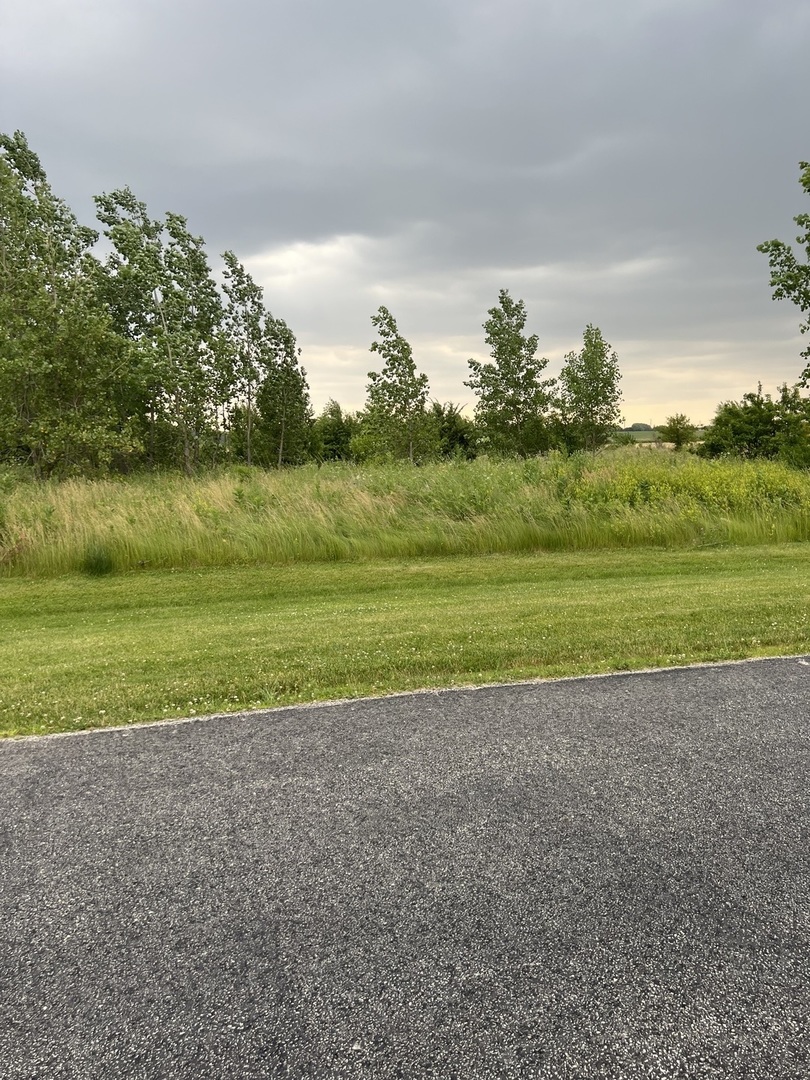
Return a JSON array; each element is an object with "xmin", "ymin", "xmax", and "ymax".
[{"xmin": 2, "ymin": 657, "xmax": 809, "ymax": 1079}]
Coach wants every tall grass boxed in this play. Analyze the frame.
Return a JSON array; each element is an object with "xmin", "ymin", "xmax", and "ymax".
[{"xmin": 2, "ymin": 450, "xmax": 810, "ymax": 578}]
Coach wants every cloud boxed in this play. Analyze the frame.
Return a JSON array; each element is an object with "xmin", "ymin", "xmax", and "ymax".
[
  {"xmin": 2, "ymin": 0, "xmax": 809, "ymax": 421},
  {"xmin": 240, "ymin": 221, "xmax": 802, "ymax": 421}
]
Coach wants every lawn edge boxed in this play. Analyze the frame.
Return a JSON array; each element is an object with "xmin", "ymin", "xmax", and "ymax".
[{"xmin": 6, "ymin": 652, "xmax": 809, "ymax": 744}]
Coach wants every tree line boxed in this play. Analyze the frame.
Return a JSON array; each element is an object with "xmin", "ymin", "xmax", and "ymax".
[
  {"xmin": 2, "ymin": 131, "xmax": 809, "ymax": 477},
  {"xmin": 1, "ymin": 131, "xmax": 313, "ymax": 477},
  {"xmin": 0, "ymin": 130, "xmax": 623, "ymax": 475}
]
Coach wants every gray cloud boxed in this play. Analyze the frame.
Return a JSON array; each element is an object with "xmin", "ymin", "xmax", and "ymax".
[{"xmin": 2, "ymin": 0, "xmax": 809, "ymax": 421}]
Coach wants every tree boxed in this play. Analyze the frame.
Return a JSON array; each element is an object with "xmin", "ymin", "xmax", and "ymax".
[
  {"xmin": 555, "ymin": 325, "xmax": 622, "ymax": 453},
  {"xmin": 311, "ymin": 400, "xmax": 359, "ymax": 461},
  {"xmin": 221, "ymin": 251, "xmax": 271, "ymax": 465},
  {"xmin": 699, "ymin": 383, "xmax": 810, "ymax": 465},
  {"xmin": 465, "ymin": 289, "xmax": 554, "ymax": 456},
  {"xmin": 698, "ymin": 385, "xmax": 780, "ymax": 459},
  {"xmin": 758, "ymin": 161, "xmax": 810, "ymax": 385},
  {"xmin": 94, "ymin": 188, "xmax": 225, "ymax": 473},
  {"xmin": 251, "ymin": 317, "xmax": 312, "ymax": 467},
  {"xmin": 656, "ymin": 414, "xmax": 696, "ymax": 451},
  {"xmin": 366, "ymin": 306, "xmax": 432, "ymax": 462},
  {"xmin": 772, "ymin": 383, "xmax": 810, "ymax": 467},
  {"xmin": 0, "ymin": 131, "xmax": 137, "ymax": 475},
  {"xmin": 92, "ymin": 187, "xmax": 170, "ymax": 466},
  {"xmin": 430, "ymin": 401, "xmax": 477, "ymax": 459},
  {"xmin": 160, "ymin": 212, "xmax": 226, "ymax": 472}
]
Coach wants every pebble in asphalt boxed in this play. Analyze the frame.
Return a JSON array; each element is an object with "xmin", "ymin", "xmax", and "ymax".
[{"xmin": 1, "ymin": 657, "xmax": 809, "ymax": 1079}]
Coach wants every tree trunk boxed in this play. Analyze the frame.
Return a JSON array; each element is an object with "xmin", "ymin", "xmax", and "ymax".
[
  {"xmin": 277, "ymin": 414, "xmax": 285, "ymax": 469},
  {"xmin": 246, "ymin": 385, "xmax": 253, "ymax": 467}
]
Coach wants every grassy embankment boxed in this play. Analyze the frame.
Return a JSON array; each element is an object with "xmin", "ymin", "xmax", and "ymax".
[
  {"xmin": 3, "ymin": 451, "xmax": 810, "ymax": 576},
  {"xmin": 1, "ymin": 451, "xmax": 809, "ymax": 738}
]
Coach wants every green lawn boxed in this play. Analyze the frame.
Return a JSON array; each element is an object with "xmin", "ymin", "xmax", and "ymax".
[{"xmin": 2, "ymin": 544, "xmax": 809, "ymax": 738}]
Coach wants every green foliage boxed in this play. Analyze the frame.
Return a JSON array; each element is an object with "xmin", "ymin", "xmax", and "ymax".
[
  {"xmin": 2, "ymin": 130, "xmax": 316, "ymax": 478},
  {"xmin": 0, "ymin": 132, "xmax": 139, "ymax": 476},
  {"xmin": 366, "ymin": 307, "xmax": 433, "ymax": 462},
  {"xmin": 221, "ymin": 251, "xmax": 269, "ymax": 466},
  {"xmin": 465, "ymin": 289, "xmax": 554, "ymax": 456},
  {"xmin": 4, "ymin": 452, "xmax": 810, "ymax": 579},
  {"xmin": 312, "ymin": 400, "xmax": 360, "ymax": 461},
  {"xmin": 555, "ymin": 325, "xmax": 622, "ymax": 453},
  {"xmin": 698, "ymin": 384, "xmax": 810, "ymax": 464},
  {"xmin": 94, "ymin": 189, "xmax": 226, "ymax": 474},
  {"xmin": 758, "ymin": 161, "xmax": 810, "ymax": 384},
  {"xmin": 559, "ymin": 452, "xmax": 810, "ymax": 515},
  {"xmin": 251, "ymin": 319, "xmax": 312, "ymax": 466},
  {"xmin": 773, "ymin": 384, "xmax": 810, "ymax": 467},
  {"xmin": 6, "ymin": 128, "xmax": 810, "ymax": 487},
  {"xmin": 657, "ymin": 414, "xmax": 697, "ymax": 450},
  {"xmin": 430, "ymin": 401, "xmax": 478, "ymax": 459},
  {"xmin": 700, "ymin": 387, "xmax": 779, "ymax": 459}
]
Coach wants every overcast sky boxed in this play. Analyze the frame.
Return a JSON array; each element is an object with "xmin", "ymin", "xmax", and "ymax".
[{"xmin": 3, "ymin": 0, "xmax": 809, "ymax": 423}]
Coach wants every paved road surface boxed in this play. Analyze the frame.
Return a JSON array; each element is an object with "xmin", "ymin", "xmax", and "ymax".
[{"xmin": 2, "ymin": 658, "xmax": 809, "ymax": 1079}]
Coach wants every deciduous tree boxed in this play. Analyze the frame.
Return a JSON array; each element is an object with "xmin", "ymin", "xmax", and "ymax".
[
  {"xmin": 465, "ymin": 290, "xmax": 554, "ymax": 456},
  {"xmin": 699, "ymin": 384, "xmax": 810, "ymax": 465},
  {"xmin": 366, "ymin": 306, "xmax": 432, "ymax": 462},
  {"xmin": 430, "ymin": 401, "xmax": 477, "ymax": 459},
  {"xmin": 94, "ymin": 189, "xmax": 225, "ymax": 472},
  {"xmin": 556, "ymin": 325, "xmax": 622, "ymax": 453},
  {"xmin": 657, "ymin": 414, "xmax": 696, "ymax": 451},
  {"xmin": 0, "ymin": 131, "xmax": 136, "ymax": 475},
  {"xmin": 221, "ymin": 251, "xmax": 269, "ymax": 466},
  {"xmin": 758, "ymin": 161, "xmax": 810, "ymax": 385},
  {"xmin": 252, "ymin": 318, "xmax": 312, "ymax": 467},
  {"xmin": 698, "ymin": 385, "xmax": 780, "ymax": 460},
  {"xmin": 312, "ymin": 400, "xmax": 359, "ymax": 461}
]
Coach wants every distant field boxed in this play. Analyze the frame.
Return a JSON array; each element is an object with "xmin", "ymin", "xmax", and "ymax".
[
  {"xmin": 2, "ymin": 544, "xmax": 809, "ymax": 738},
  {"xmin": 626, "ymin": 428, "xmax": 662, "ymax": 442},
  {"xmin": 624, "ymin": 428, "xmax": 708, "ymax": 443},
  {"xmin": 2, "ymin": 449, "xmax": 809, "ymax": 578}
]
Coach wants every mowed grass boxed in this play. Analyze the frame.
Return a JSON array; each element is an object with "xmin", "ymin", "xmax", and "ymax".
[{"xmin": 2, "ymin": 544, "xmax": 809, "ymax": 738}]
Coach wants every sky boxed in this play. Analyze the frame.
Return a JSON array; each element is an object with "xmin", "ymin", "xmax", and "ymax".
[{"xmin": 2, "ymin": 0, "xmax": 809, "ymax": 424}]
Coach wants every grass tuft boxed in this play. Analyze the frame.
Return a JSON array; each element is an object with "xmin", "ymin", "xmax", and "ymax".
[{"xmin": 80, "ymin": 545, "xmax": 115, "ymax": 576}]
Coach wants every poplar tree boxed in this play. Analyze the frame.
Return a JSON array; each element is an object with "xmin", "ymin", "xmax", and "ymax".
[
  {"xmin": 465, "ymin": 289, "xmax": 554, "ymax": 456},
  {"xmin": 221, "ymin": 251, "xmax": 267, "ymax": 465},
  {"xmin": 94, "ymin": 189, "xmax": 225, "ymax": 472},
  {"xmin": 0, "ymin": 131, "xmax": 134, "ymax": 475},
  {"xmin": 366, "ymin": 306, "xmax": 431, "ymax": 462},
  {"xmin": 556, "ymin": 324, "xmax": 622, "ymax": 453},
  {"xmin": 253, "ymin": 317, "xmax": 312, "ymax": 467}
]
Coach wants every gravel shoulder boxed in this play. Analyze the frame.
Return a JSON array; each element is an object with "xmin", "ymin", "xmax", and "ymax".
[{"xmin": 2, "ymin": 657, "xmax": 809, "ymax": 1078}]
